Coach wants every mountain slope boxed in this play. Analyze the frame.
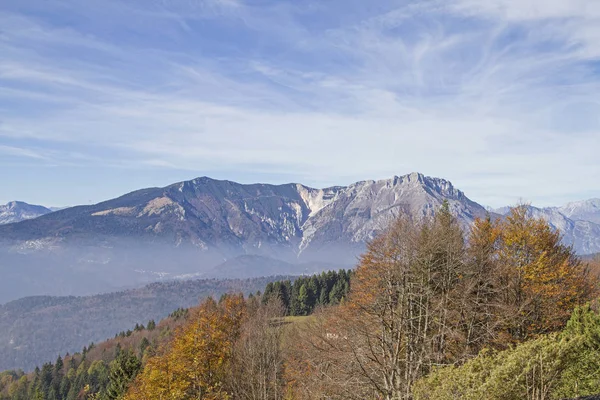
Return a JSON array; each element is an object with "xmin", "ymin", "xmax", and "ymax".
[
  {"xmin": 0, "ymin": 173, "xmax": 488, "ymax": 256},
  {"xmin": 0, "ymin": 201, "xmax": 52, "ymax": 225},
  {"xmin": 297, "ymin": 173, "xmax": 488, "ymax": 260}
]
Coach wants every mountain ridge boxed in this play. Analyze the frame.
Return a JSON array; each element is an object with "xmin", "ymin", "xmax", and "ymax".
[
  {"xmin": 1, "ymin": 173, "xmax": 599, "ymax": 303},
  {"xmin": 556, "ymin": 198, "xmax": 600, "ymax": 225},
  {"xmin": 0, "ymin": 172, "xmax": 487, "ymax": 251}
]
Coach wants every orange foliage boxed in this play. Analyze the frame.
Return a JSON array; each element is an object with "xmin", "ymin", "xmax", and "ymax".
[
  {"xmin": 285, "ymin": 206, "xmax": 598, "ymax": 400},
  {"xmin": 125, "ymin": 295, "xmax": 246, "ymax": 400},
  {"xmin": 497, "ymin": 205, "xmax": 594, "ymax": 339}
]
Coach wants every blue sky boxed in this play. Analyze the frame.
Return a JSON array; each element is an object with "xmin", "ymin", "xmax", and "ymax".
[{"xmin": 1, "ymin": 0, "xmax": 599, "ymax": 207}]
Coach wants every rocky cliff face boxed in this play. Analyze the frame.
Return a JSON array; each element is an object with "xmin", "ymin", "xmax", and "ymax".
[{"xmin": 297, "ymin": 173, "xmax": 488, "ymax": 260}]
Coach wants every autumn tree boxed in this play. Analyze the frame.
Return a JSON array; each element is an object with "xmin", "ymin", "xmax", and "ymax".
[
  {"xmin": 125, "ymin": 295, "xmax": 246, "ymax": 400},
  {"xmin": 228, "ymin": 298, "xmax": 286, "ymax": 400},
  {"xmin": 457, "ymin": 214, "xmax": 504, "ymax": 357},
  {"xmin": 285, "ymin": 204, "xmax": 596, "ymax": 399},
  {"xmin": 286, "ymin": 205, "xmax": 470, "ymax": 400},
  {"xmin": 496, "ymin": 205, "xmax": 593, "ymax": 341}
]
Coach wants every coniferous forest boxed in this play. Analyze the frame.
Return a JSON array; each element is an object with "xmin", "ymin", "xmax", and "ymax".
[
  {"xmin": 261, "ymin": 269, "xmax": 351, "ymax": 316},
  {"xmin": 2, "ymin": 204, "xmax": 600, "ymax": 400}
]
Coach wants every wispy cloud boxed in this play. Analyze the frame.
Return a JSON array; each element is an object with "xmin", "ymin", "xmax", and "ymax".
[
  {"xmin": 0, "ymin": 144, "xmax": 47, "ymax": 160},
  {"xmin": 0, "ymin": 0, "xmax": 599, "ymax": 206}
]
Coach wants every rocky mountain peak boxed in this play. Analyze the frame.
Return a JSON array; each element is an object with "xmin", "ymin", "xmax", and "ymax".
[
  {"xmin": 0, "ymin": 201, "xmax": 53, "ymax": 225},
  {"xmin": 376, "ymin": 172, "xmax": 461, "ymax": 200},
  {"xmin": 558, "ymin": 199, "xmax": 600, "ymax": 224},
  {"xmin": 400, "ymin": 171, "xmax": 426, "ymax": 183}
]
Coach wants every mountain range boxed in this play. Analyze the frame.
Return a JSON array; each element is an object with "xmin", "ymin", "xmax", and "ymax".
[{"xmin": 1, "ymin": 172, "xmax": 599, "ymax": 303}]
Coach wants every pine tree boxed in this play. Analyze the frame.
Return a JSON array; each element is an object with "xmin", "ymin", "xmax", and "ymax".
[
  {"xmin": 262, "ymin": 282, "xmax": 275, "ymax": 305},
  {"xmin": 289, "ymin": 282, "xmax": 301, "ymax": 316},
  {"xmin": 282, "ymin": 280, "xmax": 292, "ymax": 313},
  {"xmin": 328, "ymin": 280, "xmax": 345, "ymax": 305},
  {"xmin": 40, "ymin": 363, "xmax": 53, "ymax": 398},
  {"xmin": 318, "ymin": 286, "xmax": 329, "ymax": 305},
  {"xmin": 146, "ymin": 320, "xmax": 156, "ymax": 331},
  {"xmin": 106, "ymin": 350, "xmax": 141, "ymax": 400},
  {"xmin": 139, "ymin": 337, "xmax": 150, "ymax": 356},
  {"xmin": 52, "ymin": 356, "xmax": 64, "ymax": 396},
  {"xmin": 59, "ymin": 373, "xmax": 71, "ymax": 399},
  {"xmin": 54, "ymin": 356, "xmax": 63, "ymax": 376},
  {"xmin": 297, "ymin": 284, "xmax": 310, "ymax": 316}
]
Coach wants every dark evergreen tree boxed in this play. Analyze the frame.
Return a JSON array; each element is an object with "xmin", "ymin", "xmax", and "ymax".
[
  {"xmin": 282, "ymin": 280, "xmax": 292, "ymax": 312},
  {"xmin": 329, "ymin": 279, "xmax": 345, "ymax": 305},
  {"xmin": 105, "ymin": 349, "xmax": 141, "ymax": 400},
  {"xmin": 39, "ymin": 363, "xmax": 53, "ymax": 398},
  {"xmin": 289, "ymin": 281, "xmax": 302, "ymax": 316},
  {"xmin": 298, "ymin": 284, "xmax": 313, "ymax": 316},
  {"xmin": 52, "ymin": 356, "xmax": 63, "ymax": 397},
  {"xmin": 139, "ymin": 337, "xmax": 150, "ymax": 356},
  {"xmin": 146, "ymin": 319, "xmax": 156, "ymax": 330},
  {"xmin": 58, "ymin": 374, "xmax": 70, "ymax": 399}
]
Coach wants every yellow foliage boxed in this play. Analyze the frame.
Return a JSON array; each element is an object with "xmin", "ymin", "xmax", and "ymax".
[
  {"xmin": 124, "ymin": 295, "xmax": 246, "ymax": 400},
  {"xmin": 497, "ymin": 205, "xmax": 593, "ymax": 339}
]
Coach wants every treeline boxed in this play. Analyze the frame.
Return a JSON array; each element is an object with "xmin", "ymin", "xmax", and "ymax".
[
  {"xmin": 261, "ymin": 270, "xmax": 351, "ymax": 316},
  {"xmin": 0, "ymin": 347, "xmax": 141, "ymax": 400}
]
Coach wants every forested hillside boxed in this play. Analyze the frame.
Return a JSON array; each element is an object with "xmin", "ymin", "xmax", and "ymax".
[
  {"xmin": 0, "ymin": 308, "xmax": 189, "ymax": 400},
  {"xmin": 2, "ymin": 205, "xmax": 600, "ymax": 399},
  {"xmin": 0, "ymin": 271, "xmax": 352, "ymax": 400},
  {"xmin": 0, "ymin": 277, "xmax": 291, "ymax": 372}
]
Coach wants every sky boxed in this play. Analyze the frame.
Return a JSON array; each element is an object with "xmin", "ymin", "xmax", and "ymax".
[{"xmin": 1, "ymin": 0, "xmax": 599, "ymax": 208}]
